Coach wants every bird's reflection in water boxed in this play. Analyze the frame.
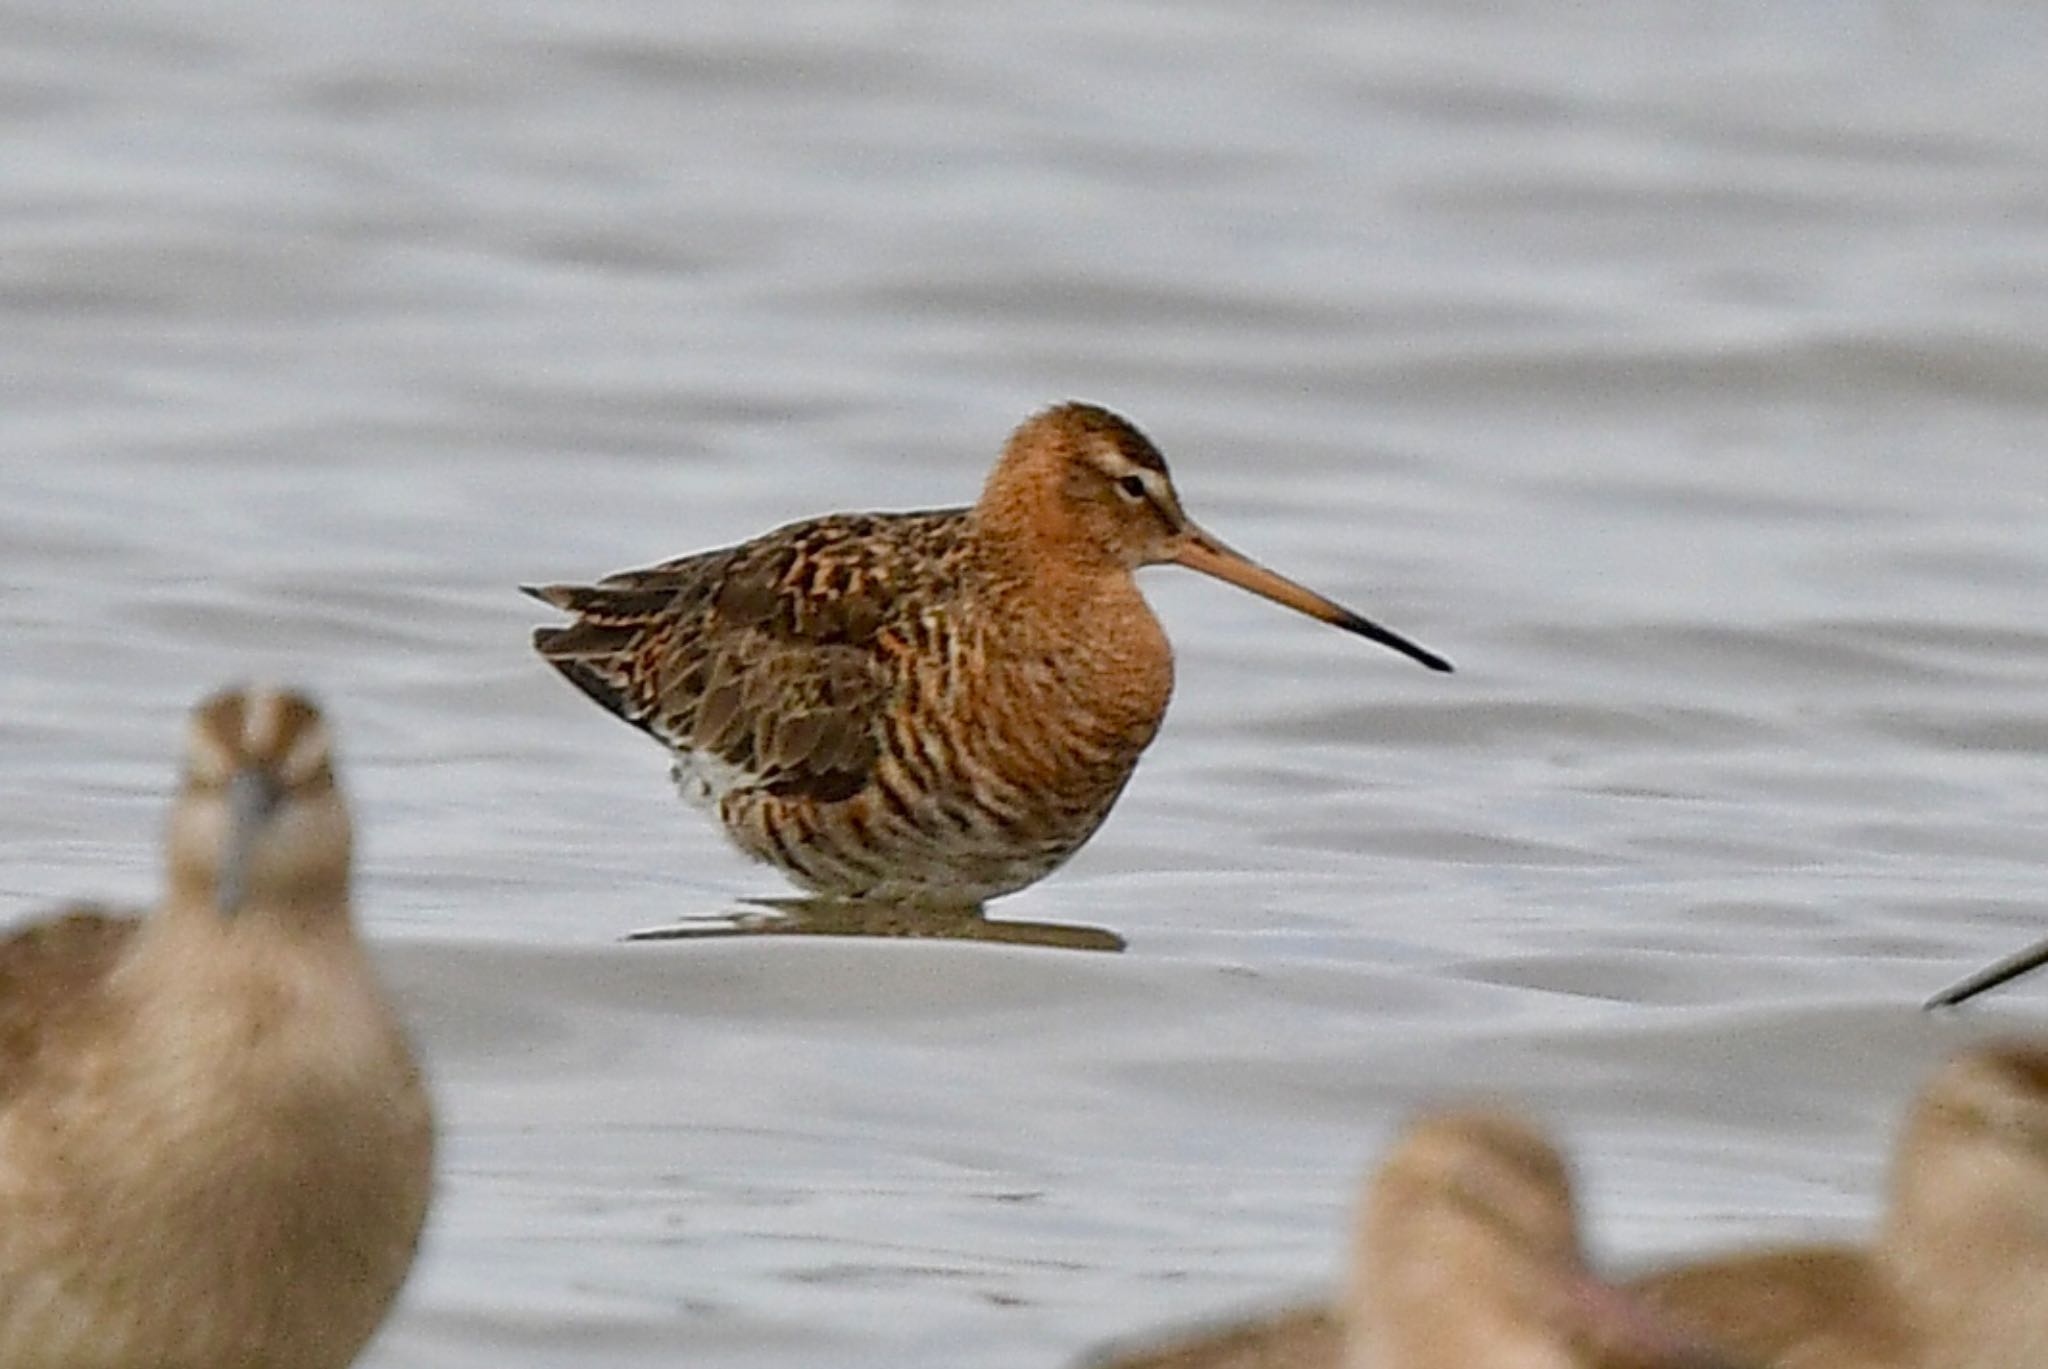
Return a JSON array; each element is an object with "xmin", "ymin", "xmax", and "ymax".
[{"xmin": 625, "ymin": 897, "xmax": 1125, "ymax": 952}]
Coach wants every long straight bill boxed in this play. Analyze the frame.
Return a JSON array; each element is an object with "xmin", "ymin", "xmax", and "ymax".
[
  {"xmin": 1171, "ymin": 527, "xmax": 1453, "ymax": 673},
  {"xmin": 1926, "ymin": 935, "xmax": 2048, "ymax": 1009}
]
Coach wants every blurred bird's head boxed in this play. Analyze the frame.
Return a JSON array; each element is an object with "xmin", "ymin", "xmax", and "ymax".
[{"xmin": 166, "ymin": 685, "xmax": 351, "ymax": 924}]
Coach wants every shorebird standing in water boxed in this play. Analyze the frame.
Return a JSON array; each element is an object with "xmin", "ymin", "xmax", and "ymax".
[
  {"xmin": 0, "ymin": 687, "xmax": 433, "ymax": 1369},
  {"xmin": 1631, "ymin": 1041, "xmax": 2048, "ymax": 1368},
  {"xmin": 528, "ymin": 402, "xmax": 1451, "ymax": 907}
]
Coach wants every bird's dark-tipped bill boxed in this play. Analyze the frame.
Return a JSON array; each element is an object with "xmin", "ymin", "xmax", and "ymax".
[
  {"xmin": 1171, "ymin": 526, "xmax": 1453, "ymax": 673},
  {"xmin": 1926, "ymin": 935, "xmax": 2048, "ymax": 1009}
]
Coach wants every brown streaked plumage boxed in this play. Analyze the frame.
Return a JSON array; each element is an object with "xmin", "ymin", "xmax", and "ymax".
[
  {"xmin": 0, "ymin": 686, "xmax": 433, "ymax": 1369},
  {"xmin": 528, "ymin": 402, "xmax": 1451, "ymax": 906},
  {"xmin": 1631, "ymin": 1042, "xmax": 2048, "ymax": 1368},
  {"xmin": 1926, "ymin": 935, "xmax": 2048, "ymax": 1008},
  {"xmin": 1082, "ymin": 1113, "xmax": 1745, "ymax": 1369}
]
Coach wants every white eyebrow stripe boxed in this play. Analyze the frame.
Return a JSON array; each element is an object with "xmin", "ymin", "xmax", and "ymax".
[{"xmin": 1094, "ymin": 448, "xmax": 1169, "ymax": 489}]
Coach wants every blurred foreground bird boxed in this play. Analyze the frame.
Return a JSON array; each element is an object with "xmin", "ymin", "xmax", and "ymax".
[
  {"xmin": 1349, "ymin": 1112, "xmax": 1745, "ymax": 1369},
  {"xmin": 1631, "ymin": 1041, "xmax": 2048, "ymax": 1369},
  {"xmin": 529, "ymin": 402, "xmax": 1450, "ymax": 907},
  {"xmin": 0, "ymin": 686, "xmax": 433, "ymax": 1369},
  {"xmin": 1083, "ymin": 1111, "xmax": 1746, "ymax": 1369}
]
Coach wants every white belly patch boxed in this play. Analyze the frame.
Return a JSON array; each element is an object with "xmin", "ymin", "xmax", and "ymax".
[{"xmin": 670, "ymin": 749, "xmax": 755, "ymax": 812}]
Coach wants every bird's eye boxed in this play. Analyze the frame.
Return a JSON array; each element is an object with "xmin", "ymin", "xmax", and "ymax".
[{"xmin": 1116, "ymin": 474, "xmax": 1147, "ymax": 501}]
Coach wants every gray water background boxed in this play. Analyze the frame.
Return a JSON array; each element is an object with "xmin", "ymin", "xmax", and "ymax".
[{"xmin": 5, "ymin": 2, "xmax": 2048, "ymax": 1364}]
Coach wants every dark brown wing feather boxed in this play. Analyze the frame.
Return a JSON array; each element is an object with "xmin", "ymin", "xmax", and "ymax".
[
  {"xmin": 528, "ymin": 510, "xmax": 969, "ymax": 804},
  {"xmin": 0, "ymin": 905, "xmax": 137, "ymax": 1101}
]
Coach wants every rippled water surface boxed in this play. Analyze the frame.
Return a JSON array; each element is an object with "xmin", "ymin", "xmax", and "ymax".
[{"xmin": 6, "ymin": 2, "xmax": 2048, "ymax": 1365}]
